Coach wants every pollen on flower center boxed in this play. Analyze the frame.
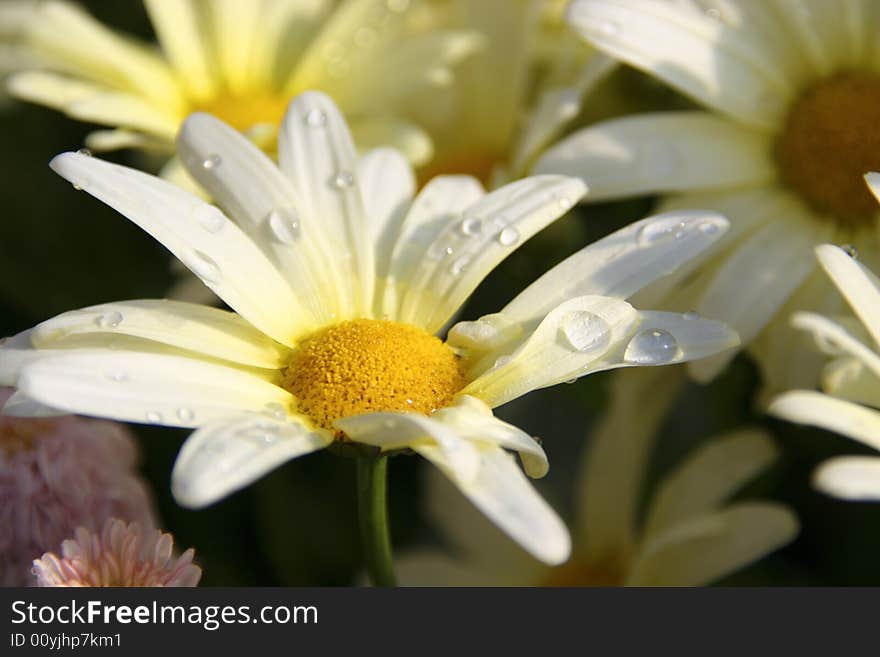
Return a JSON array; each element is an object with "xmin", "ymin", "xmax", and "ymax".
[
  {"xmin": 775, "ymin": 72, "xmax": 880, "ymax": 227},
  {"xmin": 282, "ymin": 319, "xmax": 467, "ymax": 433},
  {"xmin": 191, "ymin": 92, "xmax": 290, "ymax": 132}
]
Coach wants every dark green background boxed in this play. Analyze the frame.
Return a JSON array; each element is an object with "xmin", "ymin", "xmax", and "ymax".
[{"xmin": 2, "ymin": 1, "xmax": 877, "ymax": 586}]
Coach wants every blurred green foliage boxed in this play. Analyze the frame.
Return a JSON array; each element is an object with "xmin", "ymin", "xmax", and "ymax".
[{"xmin": 3, "ymin": 1, "xmax": 880, "ymax": 586}]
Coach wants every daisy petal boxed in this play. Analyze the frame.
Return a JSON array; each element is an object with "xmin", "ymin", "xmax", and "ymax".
[
  {"xmin": 769, "ymin": 390, "xmax": 880, "ymax": 452},
  {"xmin": 812, "ymin": 456, "xmax": 880, "ymax": 500},
  {"xmin": 815, "ymin": 243, "xmax": 880, "ymax": 348},
  {"xmin": 502, "ymin": 210, "xmax": 730, "ymax": 325},
  {"xmin": 0, "ymin": 329, "xmax": 39, "ymax": 386},
  {"xmin": 535, "ymin": 112, "xmax": 773, "ymax": 201},
  {"xmin": 49, "ymin": 151, "xmax": 314, "ymax": 345},
  {"xmin": 399, "ymin": 175, "xmax": 588, "ymax": 332},
  {"xmin": 642, "ymin": 430, "xmax": 779, "ymax": 539},
  {"xmin": 417, "ymin": 444, "xmax": 571, "ymax": 565},
  {"xmin": 350, "ymin": 117, "xmax": 434, "ymax": 167},
  {"xmin": 822, "ymin": 357, "xmax": 880, "ymax": 407},
  {"xmin": 176, "ymin": 112, "xmax": 337, "ymax": 323},
  {"xmin": 790, "ymin": 312, "xmax": 880, "ymax": 380},
  {"xmin": 627, "ymin": 503, "xmax": 798, "ymax": 586},
  {"xmin": 1, "ymin": 391, "xmax": 67, "ymax": 417},
  {"xmin": 565, "ymin": 0, "xmax": 794, "ymax": 127},
  {"xmin": 17, "ymin": 351, "xmax": 292, "ymax": 428},
  {"xmin": 172, "ymin": 413, "xmax": 331, "ymax": 508},
  {"xmin": 278, "ymin": 91, "xmax": 374, "ymax": 316},
  {"xmin": 31, "ymin": 300, "xmax": 289, "ymax": 369}
]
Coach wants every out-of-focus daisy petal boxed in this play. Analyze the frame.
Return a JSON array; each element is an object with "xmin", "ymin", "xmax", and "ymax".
[
  {"xmin": 812, "ymin": 455, "xmax": 880, "ymax": 500},
  {"xmin": 791, "ymin": 312, "xmax": 880, "ymax": 379},
  {"xmin": 770, "ymin": 390, "xmax": 880, "ymax": 452},
  {"xmin": 815, "ymin": 243, "xmax": 880, "ymax": 347},
  {"xmin": 171, "ymin": 413, "xmax": 331, "ymax": 508},
  {"xmin": 349, "ymin": 117, "xmax": 434, "ymax": 167}
]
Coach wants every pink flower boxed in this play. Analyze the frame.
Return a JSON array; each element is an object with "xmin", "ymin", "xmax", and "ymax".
[
  {"xmin": 33, "ymin": 518, "xmax": 201, "ymax": 587},
  {"xmin": 0, "ymin": 387, "xmax": 155, "ymax": 586}
]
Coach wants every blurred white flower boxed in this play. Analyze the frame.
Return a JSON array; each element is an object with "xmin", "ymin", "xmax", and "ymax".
[
  {"xmin": 33, "ymin": 518, "xmax": 201, "ymax": 587},
  {"xmin": 1, "ymin": 92, "xmax": 738, "ymax": 565},
  {"xmin": 538, "ymin": 0, "xmax": 880, "ymax": 397},
  {"xmin": 0, "ymin": 387, "xmax": 155, "ymax": 586},
  {"xmin": 398, "ymin": 368, "xmax": 797, "ymax": 586},
  {"xmin": 7, "ymin": 0, "xmax": 482, "ymax": 167},
  {"xmin": 771, "ymin": 220, "xmax": 880, "ymax": 500}
]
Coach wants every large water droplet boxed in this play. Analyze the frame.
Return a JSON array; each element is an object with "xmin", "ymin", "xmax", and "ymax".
[
  {"xmin": 183, "ymin": 250, "xmax": 222, "ymax": 284},
  {"xmin": 202, "ymin": 154, "xmax": 221, "ymax": 170},
  {"xmin": 76, "ymin": 148, "xmax": 92, "ymax": 157},
  {"xmin": 559, "ymin": 311, "xmax": 611, "ymax": 354},
  {"xmin": 497, "ymin": 227, "xmax": 520, "ymax": 246},
  {"xmin": 267, "ymin": 208, "xmax": 301, "ymax": 244},
  {"xmin": 459, "ymin": 217, "xmax": 482, "ymax": 236},
  {"xmin": 624, "ymin": 329, "xmax": 680, "ymax": 364},
  {"xmin": 637, "ymin": 220, "xmax": 686, "ymax": 246},
  {"xmin": 304, "ymin": 108, "xmax": 327, "ymax": 127},
  {"xmin": 193, "ymin": 204, "xmax": 225, "ymax": 233},
  {"xmin": 331, "ymin": 171, "xmax": 354, "ymax": 189},
  {"xmin": 177, "ymin": 407, "xmax": 195, "ymax": 422},
  {"xmin": 95, "ymin": 311, "xmax": 123, "ymax": 329}
]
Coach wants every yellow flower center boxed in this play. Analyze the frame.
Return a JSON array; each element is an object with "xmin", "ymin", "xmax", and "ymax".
[
  {"xmin": 775, "ymin": 72, "xmax": 880, "ymax": 227},
  {"xmin": 282, "ymin": 319, "xmax": 466, "ymax": 433},
  {"xmin": 541, "ymin": 556, "xmax": 624, "ymax": 587},
  {"xmin": 191, "ymin": 92, "xmax": 290, "ymax": 133}
]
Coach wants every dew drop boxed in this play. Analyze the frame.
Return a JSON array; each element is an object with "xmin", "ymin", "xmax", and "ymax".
[
  {"xmin": 265, "ymin": 402, "xmax": 287, "ymax": 420},
  {"xmin": 597, "ymin": 20, "xmax": 620, "ymax": 37},
  {"xmin": 95, "ymin": 311, "xmax": 123, "ymax": 329},
  {"xmin": 428, "ymin": 242, "xmax": 454, "ymax": 260},
  {"xmin": 201, "ymin": 154, "xmax": 221, "ymax": 170},
  {"xmin": 624, "ymin": 329, "xmax": 680, "ymax": 364},
  {"xmin": 267, "ymin": 208, "xmax": 301, "ymax": 244},
  {"xmin": 146, "ymin": 411, "xmax": 163, "ymax": 423},
  {"xmin": 193, "ymin": 204, "xmax": 225, "ymax": 233},
  {"xmin": 331, "ymin": 171, "xmax": 354, "ymax": 189},
  {"xmin": 304, "ymin": 108, "xmax": 327, "ymax": 128},
  {"xmin": 493, "ymin": 355, "xmax": 512, "ymax": 369},
  {"xmin": 76, "ymin": 148, "xmax": 92, "ymax": 157},
  {"xmin": 841, "ymin": 243, "xmax": 859, "ymax": 259},
  {"xmin": 449, "ymin": 257, "xmax": 469, "ymax": 275},
  {"xmin": 183, "ymin": 250, "xmax": 222, "ymax": 284},
  {"xmin": 556, "ymin": 195, "xmax": 573, "ymax": 211},
  {"xmin": 177, "ymin": 407, "xmax": 195, "ymax": 422},
  {"xmin": 559, "ymin": 311, "xmax": 612, "ymax": 354},
  {"xmin": 106, "ymin": 371, "xmax": 128, "ymax": 383},
  {"xmin": 697, "ymin": 221, "xmax": 721, "ymax": 236},
  {"xmin": 497, "ymin": 227, "xmax": 520, "ymax": 246},
  {"xmin": 637, "ymin": 220, "xmax": 686, "ymax": 246},
  {"xmin": 459, "ymin": 217, "xmax": 482, "ymax": 236},
  {"xmin": 682, "ymin": 311, "xmax": 700, "ymax": 320}
]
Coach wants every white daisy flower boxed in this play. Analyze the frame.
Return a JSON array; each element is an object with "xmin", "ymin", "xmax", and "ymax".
[
  {"xmin": 397, "ymin": 367, "xmax": 797, "ymax": 586},
  {"xmin": 409, "ymin": 0, "xmax": 616, "ymax": 185},
  {"xmin": 536, "ymin": 0, "xmax": 880, "ymax": 396},
  {"xmin": 7, "ymin": 0, "xmax": 481, "ymax": 166},
  {"xmin": 0, "ymin": 92, "xmax": 738, "ymax": 567},
  {"xmin": 770, "ymin": 224, "xmax": 880, "ymax": 501}
]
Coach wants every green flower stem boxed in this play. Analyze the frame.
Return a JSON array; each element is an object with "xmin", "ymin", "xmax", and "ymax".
[{"xmin": 356, "ymin": 451, "xmax": 396, "ymax": 587}]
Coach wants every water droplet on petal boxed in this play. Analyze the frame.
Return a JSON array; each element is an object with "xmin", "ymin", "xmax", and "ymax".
[
  {"xmin": 95, "ymin": 311, "xmax": 123, "ymax": 329},
  {"xmin": 76, "ymin": 148, "xmax": 92, "ymax": 157},
  {"xmin": 493, "ymin": 355, "xmax": 512, "ymax": 369},
  {"xmin": 183, "ymin": 250, "xmax": 222, "ymax": 284},
  {"xmin": 697, "ymin": 221, "xmax": 721, "ymax": 236},
  {"xmin": 597, "ymin": 20, "xmax": 620, "ymax": 37},
  {"xmin": 193, "ymin": 204, "xmax": 225, "ymax": 233},
  {"xmin": 624, "ymin": 329, "xmax": 680, "ymax": 364},
  {"xmin": 559, "ymin": 311, "xmax": 611, "ymax": 354},
  {"xmin": 449, "ymin": 257, "xmax": 469, "ymax": 275},
  {"xmin": 267, "ymin": 208, "xmax": 301, "ymax": 244},
  {"xmin": 637, "ymin": 220, "xmax": 686, "ymax": 246},
  {"xmin": 331, "ymin": 171, "xmax": 354, "ymax": 189},
  {"xmin": 427, "ymin": 242, "xmax": 454, "ymax": 260},
  {"xmin": 556, "ymin": 195, "xmax": 573, "ymax": 211},
  {"xmin": 106, "ymin": 371, "xmax": 128, "ymax": 383},
  {"xmin": 682, "ymin": 311, "xmax": 700, "ymax": 320},
  {"xmin": 841, "ymin": 243, "xmax": 859, "ymax": 259},
  {"xmin": 459, "ymin": 217, "xmax": 482, "ymax": 236},
  {"xmin": 202, "ymin": 154, "xmax": 221, "ymax": 170},
  {"xmin": 497, "ymin": 227, "xmax": 520, "ymax": 246},
  {"xmin": 304, "ymin": 108, "xmax": 327, "ymax": 127},
  {"xmin": 265, "ymin": 402, "xmax": 287, "ymax": 420},
  {"xmin": 146, "ymin": 411, "xmax": 163, "ymax": 423},
  {"xmin": 177, "ymin": 407, "xmax": 195, "ymax": 422}
]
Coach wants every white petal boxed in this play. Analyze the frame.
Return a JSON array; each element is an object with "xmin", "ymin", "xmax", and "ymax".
[
  {"xmin": 822, "ymin": 357, "xmax": 880, "ymax": 407},
  {"xmin": 0, "ymin": 329, "xmax": 39, "ymax": 386},
  {"xmin": 769, "ymin": 390, "xmax": 880, "ymax": 452},
  {"xmin": 815, "ymin": 243, "xmax": 880, "ymax": 348},
  {"xmin": 627, "ymin": 503, "xmax": 798, "ymax": 586},
  {"xmin": 462, "ymin": 295, "xmax": 640, "ymax": 408},
  {"xmin": 49, "ymin": 151, "xmax": 314, "ymax": 345},
  {"xmin": 535, "ymin": 112, "xmax": 774, "ymax": 200},
  {"xmin": 1, "ymin": 391, "xmax": 67, "ymax": 417},
  {"xmin": 278, "ymin": 91, "xmax": 374, "ymax": 317},
  {"xmin": 335, "ymin": 411, "xmax": 482, "ymax": 485},
  {"xmin": 31, "ymin": 299, "xmax": 289, "ymax": 369},
  {"xmin": 176, "ymin": 112, "xmax": 338, "ymax": 324},
  {"xmin": 790, "ymin": 312, "xmax": 880, "ymax": 380},
  {"xmin": 172, "ymin": 413, "xmax": 331, "ymax": 508},
  {"xmin": 205, "ymin": 0, "xmax": 261, "ymax": 95},
  {"xmin": 502, "ymin": 210, "xmax": 730, "ymax": 326},
  {"xmin": 350, "ymin": 117, "xmax": 434, "ymax": 167},
  {"xmin": 417, "ymin": 444, "xmax": 571, "ymax": 565},
  {"xmin": 565, "ymin": 0, "xmax": 794, "ymax": 128},
  {"xmin": 17, "ymin": 351, "xmax": 292, "ymax": 428},
  {"xmin": 356, "ymin": 147, "xmax": 415, "ymax": 295},
  {"xmin": 382, "ymin": 175, "xmax": 485, "ymax": 318},
  {"xmin": 642, "ymin": 430, "xmax": 779, "ymax": 539},
  {"xmin": 812, "ymin": 456, "xmax": 880, "ymax": 500},
  {"xmin": 398, "ymin": 175, "xmax": 588, "ymax": 332},
  {"xmin": 688, "ymin": 210, "xmax": 826, "ymax": 381}
]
